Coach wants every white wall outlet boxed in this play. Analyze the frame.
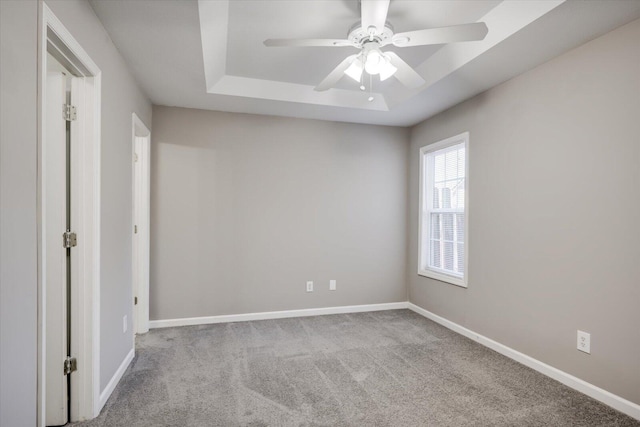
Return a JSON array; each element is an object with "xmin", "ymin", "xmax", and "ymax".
[
  {"xmin": 577, "ymin": 330, "xmax": 590, "ymax": 354},
  {"xmin": 123, "ymin": 315, "xmax": 128, "ymax": 333},
  {"xmin": 306, "ymin": 281, "xmax": 313, "ymax": 292},
  {"xmin": 329, "ymin": 280, "xmax": 337, "ymax": 291}
]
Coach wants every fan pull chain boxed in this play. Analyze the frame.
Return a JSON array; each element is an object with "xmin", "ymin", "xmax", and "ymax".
[
  {"xmin": 360, "ymin": 55, "xmax": 366, "ymax": 91},
  {"xmin": 368, "ymin": 73, "xmax": 374, "ymax": 102}
]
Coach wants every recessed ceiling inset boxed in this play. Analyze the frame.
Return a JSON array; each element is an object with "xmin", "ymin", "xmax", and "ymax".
[{"xmin": 198, "ymin": 0, "xmax": 566, "ymax": 111}]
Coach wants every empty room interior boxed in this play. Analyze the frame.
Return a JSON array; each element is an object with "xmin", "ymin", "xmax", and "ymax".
[{"xmin": 1, "ymin": 0, "xmax": 640, "ymax": 426}]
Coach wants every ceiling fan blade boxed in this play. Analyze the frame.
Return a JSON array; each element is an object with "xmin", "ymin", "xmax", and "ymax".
[
  {"xmin": 392, "ymin": 22, "xmax": 488, "ymax": 47},
  {"xmin": 385, "ymin": 52, "xmax": 425, "ymax": 89},
  {"xmin": 264, "ymin": 38, "xmax": 355, "ymax": 48},
  {"xmin": 361, "ymin": 0, "xmax": 390, "ymax": 34},
  {"xmin": 314, "ymin": 55, "xmax": 358, "ymax": 92}
]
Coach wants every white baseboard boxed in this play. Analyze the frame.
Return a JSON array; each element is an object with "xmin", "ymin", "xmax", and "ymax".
[
  {"xmin": 149, "ymin": 302, "xmax": 409, "ymax": 329},
  {"xmin": 98, "ymin": 348, "xmax": 134, "ymax": 412},
  {"xmin": 408, "ymin": 303, "xmax": 640, "ymax": 421}
]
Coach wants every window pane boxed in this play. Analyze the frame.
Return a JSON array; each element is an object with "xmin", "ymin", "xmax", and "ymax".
[
  {"xmin": 431, "ymin": 213, "xmax": 441, "ymax": 239},
  {"xmin": 445, "ymin": 150, "xmax": 458, "ymax": 180},
  {"xmin": 442, "ymin": 212, "xmax": 454, "ymax": 241},
  {"xmin": 457, "ymin": 243, "xmax": 465, "ymax": 274},
  {"xmin": 457, "ymin": 148, "xmax": 465, "ymax": 179},
  {"xmin": 430, "ymin": 239, "xmax": 441, "ymax": 268},
  {"xmin": 434, "ymin": 154, "xmax": 445, "ymax": 182},
  {"xmin": 431, "ymin": 145, "xmax": 465, "ymax": 210},
  {"xmin": 443, "ymin": 241, "xmax": 454, "ymax": 271},
  {"xmin": 456, "ymin": 213, "xmax": 465, "ymax": 242},
  {"xmin": 441, "ymin": 187, "xmax": 451, "ymax": 209},
  {"xmin": 456, "ymin": 182, "xmax": 465, "ymax": 209}
]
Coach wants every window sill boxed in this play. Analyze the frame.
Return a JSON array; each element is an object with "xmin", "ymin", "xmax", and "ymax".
[{"xmin": 418, "ymin": 269, "xmax": 467, "ymax": 288}]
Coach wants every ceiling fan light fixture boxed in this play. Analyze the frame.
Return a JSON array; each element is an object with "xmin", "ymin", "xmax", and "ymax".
[
  {"xmin": 344, "ymin": 57, "xmax": 364, "ymax": 81},
  {"xmin": 364, "ymin": 49, "xmax": 383, "ymax": 74},
  {"xmin": 379, "ymin": 58, "xmax": 397, "ymax": 81}
]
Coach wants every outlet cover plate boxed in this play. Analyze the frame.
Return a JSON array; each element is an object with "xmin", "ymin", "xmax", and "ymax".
[
  {"xmin": 330, "ymin": 280, "xmax": 336, "ymax": 291},
  {"xmin": 577, "ymin": 330, "xmax": 590, "ymax": 354}
]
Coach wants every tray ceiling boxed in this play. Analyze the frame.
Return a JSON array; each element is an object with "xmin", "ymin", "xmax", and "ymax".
[{"xmin": 90, "ymin": 0, "xmax": 640, "ymax": 126}]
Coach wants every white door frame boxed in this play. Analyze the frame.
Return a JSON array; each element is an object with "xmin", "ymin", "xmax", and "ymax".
[
  {"xmin": 132, "ymin": 113, "xmax": 151, "ymax": 335},
  {"xmin": 38, "ymin": 3, "xmax": 102, "ymax": 424}
]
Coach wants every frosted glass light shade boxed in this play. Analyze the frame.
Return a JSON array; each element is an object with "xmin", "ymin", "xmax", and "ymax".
[
  {"xmin": 379, "ymin": 56, "xmax": 397, "ymax": 81},
  {"xmin": 344, "ymin": 57, "xmax": 364, "ymax": 81},
  {"xmin": 364, "ymin": 50, "xmax": 383, "ymax": 74}
]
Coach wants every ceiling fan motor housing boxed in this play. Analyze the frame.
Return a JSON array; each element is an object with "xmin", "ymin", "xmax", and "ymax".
[{"xmin": 347, "ymin": 21, "xmax": 394, "ymax": 48}]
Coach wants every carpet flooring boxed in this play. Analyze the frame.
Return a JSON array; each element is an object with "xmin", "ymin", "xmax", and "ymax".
[{"xmin": 74, "ymin": 310, "xmax": 639, "ymax": 426}]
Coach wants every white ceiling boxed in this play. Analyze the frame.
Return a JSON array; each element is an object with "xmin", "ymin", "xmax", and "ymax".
[{"xmin": 90, "ymin": 0, "xmax": 640, "ymax": 127}]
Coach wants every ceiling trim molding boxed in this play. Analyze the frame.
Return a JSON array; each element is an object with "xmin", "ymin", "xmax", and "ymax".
[
  {"xmin": 198, "ymin": 0, "xmax": 229, "ymax": 88},
  {"xmin": 209, "ymin": 75, "xmax": 390, "ymax": 111}
]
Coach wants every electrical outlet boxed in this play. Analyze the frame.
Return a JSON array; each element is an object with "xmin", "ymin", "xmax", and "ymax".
[
  {"xmin": 577, "ymin": 330, "xmax": 590, "ymax": 354},
  {"xmin": 306, "ymin": 281, "xmax": 313, "ymax": 292},
  {"xmin": 123, "ymin": 315, "xmax": 128, "ymax": 333},
  {"xmin": 329, "ymin": 280, "xmax": 337, "ymax": 291}
]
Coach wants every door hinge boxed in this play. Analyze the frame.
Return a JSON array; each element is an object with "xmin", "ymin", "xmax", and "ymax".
[
  {"xmin": 63, "ymin": 356, "xmax": 77, "ymax": 375},
  {"xmin": 63, "ymin": 104, "xmax": 77, "ymax": 121},
  {"xmin": 134, "ymin": 153, "xmax": 139, "ymax": 162},
  {"xmin": 63, "ymin": 230, "xmax": 77, "ymax": 248},
  {"xmin": 134, "ymin": 225, "xmax": 138, "ymax": 234},
  {"xmin": 134, "ymin": 296, "xmax": 138, "ymax": 305}
]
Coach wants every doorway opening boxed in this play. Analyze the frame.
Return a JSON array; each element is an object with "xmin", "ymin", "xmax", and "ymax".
[
  {"xmin": 132, "ymin": 113, "xmax": 151, "ymax": 335},
  {"xmin": 39, "ymin": 4, "xmax": 102, "ymax": 425}
]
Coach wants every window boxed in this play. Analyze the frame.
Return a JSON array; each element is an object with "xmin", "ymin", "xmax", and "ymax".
[{"xmin": 418, "ymin": 132, "xmax": 468, "ymax": 287}]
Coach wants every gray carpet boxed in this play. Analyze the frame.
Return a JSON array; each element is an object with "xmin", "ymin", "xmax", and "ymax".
[{"xmin": 75, "ymin": 310, "xmax": 639, "ymax": 426}]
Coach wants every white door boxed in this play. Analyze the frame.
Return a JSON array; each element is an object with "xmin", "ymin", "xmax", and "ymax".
[
  {"xmin": 45, "ymin": 54, "xmax": 80, "ymax": 426},
  {"xmin": 45, "ymin": 68, "xmax": 68, "ymax": 426}
]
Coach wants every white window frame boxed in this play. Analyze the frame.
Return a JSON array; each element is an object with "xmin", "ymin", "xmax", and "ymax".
[{"xmin": 418, "ymin": 132, "xmax": 469, "ymax": 288}]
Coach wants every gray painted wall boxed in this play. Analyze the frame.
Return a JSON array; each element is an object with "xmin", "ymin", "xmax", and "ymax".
[
  {"xmin": 408, "ymin": 19, "xmax": 640, "ymax": 405},
  {"xmin": 45, "ymin": 0, "xmax": 153, "ymax": 392},
  {"xmin": 150, "ymin": 107, "xmax": 409, "ymax": 320},
  {"xmin": 0, "ymin": 1, "xmax": 39, "ymax": 425}
]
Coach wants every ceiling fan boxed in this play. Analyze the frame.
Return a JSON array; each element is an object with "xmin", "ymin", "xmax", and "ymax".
[{"xmin": 264, "ymin": 0, "xmax": 488, "ymax": 93}]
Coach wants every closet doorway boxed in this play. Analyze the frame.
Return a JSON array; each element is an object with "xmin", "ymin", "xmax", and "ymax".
[{"xmin": 132, "ymin": 113, "xmax": 151, "ymax": 335}]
